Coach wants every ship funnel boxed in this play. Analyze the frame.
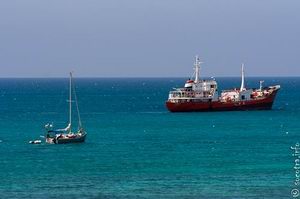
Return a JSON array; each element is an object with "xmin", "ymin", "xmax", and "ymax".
[{"xmin": 240, "ymin": 63, "xmax": 245, "ymax": 91}]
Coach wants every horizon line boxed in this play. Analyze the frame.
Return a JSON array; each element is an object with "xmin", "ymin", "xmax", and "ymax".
[{"xmin": 0, "ymin": 76, "xmax": 299, "ymax": 79}]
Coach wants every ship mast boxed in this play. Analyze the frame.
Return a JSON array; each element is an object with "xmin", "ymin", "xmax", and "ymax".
[
  {"xmin": 194, "ymin": 55, "xmax": 202, "ymax": 83},
  {"xmin": 69, "ymin": 72, "xmax": 72, "ymax": 133},
  {"xmin": 259, "ymin": 80, "xmax": 264, "ymax": 91},
  {"xmin": 240, "ymin": 63, "xmax": 245, "ymax": 91}
]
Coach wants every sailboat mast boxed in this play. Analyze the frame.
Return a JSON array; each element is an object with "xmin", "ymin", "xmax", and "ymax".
[
  {"xmin": 73, "ymin": 79, "xmax": 82, "ymax": 129},
  {"xmin": 69, "ymin": 72, "xmax": 72, "ymax": 133}
]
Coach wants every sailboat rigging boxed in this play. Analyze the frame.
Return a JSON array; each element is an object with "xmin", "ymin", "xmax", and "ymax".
[{"xmin": 44, "ymin": 72, "xmax": 87, "ymax": 144}]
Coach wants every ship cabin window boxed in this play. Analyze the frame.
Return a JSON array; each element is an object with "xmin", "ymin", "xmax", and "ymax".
[
  {"xmin": 211, "ymin": 85, "xmax": 215, "ymax": 88},
  {"xmin": 241, "ymin": 95, "xmax": 245, "ymax": 100}
]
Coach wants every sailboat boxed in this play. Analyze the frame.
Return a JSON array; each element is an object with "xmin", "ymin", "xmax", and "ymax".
[{"xmin": 44, "ymin": 72, "xmax": 87, "ymax": 144}]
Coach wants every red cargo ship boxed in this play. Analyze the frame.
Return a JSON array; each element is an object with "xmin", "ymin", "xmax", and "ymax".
[{"xmin": 166, "ymin": 56, "xmax": 280, "ymax": 112}]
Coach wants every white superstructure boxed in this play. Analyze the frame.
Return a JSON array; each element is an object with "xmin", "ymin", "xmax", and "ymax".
[{"xmin": 168, "ymin": 56, "xmax": 218, "ymax": 102}]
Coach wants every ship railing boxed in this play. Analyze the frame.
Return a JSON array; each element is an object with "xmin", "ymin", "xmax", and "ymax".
[
  {"xmin": 168, "ymin": 91, "xmax": 213, "ymax": 100},
  {"xmin": 222, "ymin": 88, "xmax": 240, "ymax": 93},
  {"xmin": 169, "ymin": 91, "xmax": 194, "ymax": 98}
]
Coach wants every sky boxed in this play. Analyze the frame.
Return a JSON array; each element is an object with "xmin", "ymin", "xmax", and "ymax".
[{"xmin": 0, "ymin": 0, "xmax": 299, "ymax": 77}]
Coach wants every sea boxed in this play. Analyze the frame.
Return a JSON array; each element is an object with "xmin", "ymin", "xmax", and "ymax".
[{"xmin": 0, "ymin": 77, "xmax": 299, "ymax": 199}]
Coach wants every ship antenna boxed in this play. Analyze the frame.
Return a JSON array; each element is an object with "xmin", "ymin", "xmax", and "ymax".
[
  {"xmin": 240, "ymin": 63, "xmax": 245, "ymax": 91},
  {"xmin": 194, "ymin": 55, "xmax": 202, "ymax": 83}
]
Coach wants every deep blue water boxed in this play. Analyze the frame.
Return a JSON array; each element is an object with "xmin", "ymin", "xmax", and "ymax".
[{"xmin": 0, "ymin": 77, "xmax": 299, "ymax": 199}]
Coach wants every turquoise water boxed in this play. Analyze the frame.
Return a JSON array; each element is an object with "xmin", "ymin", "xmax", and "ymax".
[{"xmin": 0, "ymin": 77, "xmax": 299, "ymax": 198}]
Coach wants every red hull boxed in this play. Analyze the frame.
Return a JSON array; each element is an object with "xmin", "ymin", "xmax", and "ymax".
[{"xmin": 166, "ymin": 90, "xmax": 279, "ymax": 112}]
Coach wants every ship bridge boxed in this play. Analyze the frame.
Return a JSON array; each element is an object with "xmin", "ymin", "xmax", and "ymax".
[
  {"xmin": 167, "ymin": 56, "xmax": 219, "ymax": 102},
  {"xmin": 168, "ymin": 80, "xmax": 218, "ymax": 101}
]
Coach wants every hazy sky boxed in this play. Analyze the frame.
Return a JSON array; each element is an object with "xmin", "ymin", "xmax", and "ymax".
[{"xmin": 0, "ymin": 0, "xmax": 299, "ymax": 77}]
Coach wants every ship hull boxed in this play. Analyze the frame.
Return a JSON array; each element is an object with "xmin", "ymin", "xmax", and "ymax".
[
  {"xmin": 166, "ymin": 90, "xmax": 278, "ymax": 112},
  {"xmin": 55, "ymin": 133, "xmax": 86, "ymax": 144},
  {"xmin": 46, "ymin": 133, "xmax": 87, "ymax": 144}
]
